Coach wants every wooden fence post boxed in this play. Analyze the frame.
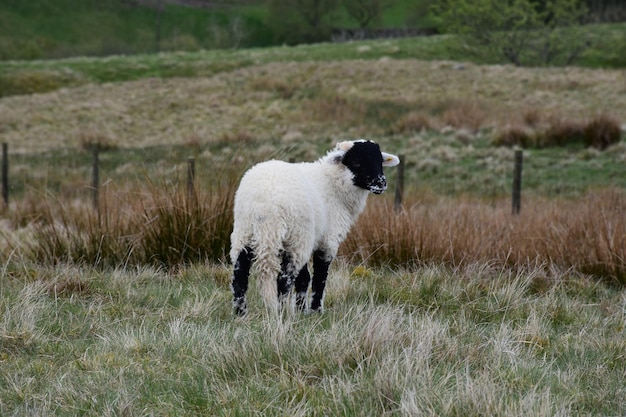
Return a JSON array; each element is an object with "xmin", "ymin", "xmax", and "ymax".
[
  {"xmin": 2, "ymin": 143, "xmax": 8, "ymax": 207},
  {"xmin": 92, "ymin": 147, "xmax": 99, "ymax": 210},
  {"xmin": 512, "ymin": 149, "xmax": 523, "ymax": 215},
  {"xmin": 394, "ymin": 155, "xmax": 405, "ymax": 212}
]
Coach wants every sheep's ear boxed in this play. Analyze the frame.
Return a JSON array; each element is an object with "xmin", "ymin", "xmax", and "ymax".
[
  {"xmin": 336, "ymin": 141, "xmax": 354, "ymax": 152},
  {"xmin": 327, "ymin": 141, "xmax": 353, "ymax": 165},
  {"xmin": 328, "ymin": 150, "xmax": 345, "ymax": 165},
  {"xmin": 382, "ymin": 152, "xmax": 400, "ymax": 167}
]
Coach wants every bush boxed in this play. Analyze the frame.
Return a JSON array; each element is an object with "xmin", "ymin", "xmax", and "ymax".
[
  {"xmin": 582, "ymin": 113, "xmax": 622, "ymax": 150},
  {"xmin": 492, "ymin": 125, "xmax": 536, "ymax": 147},
  {"xmin": 431, "ymin": 0, "xmax": 591, "ymax": 66},
  {"xmin": 390, "ymin": 111, "xmax": 435, "ymax": 134},
  {"xmin": 540, "ymin": 116, "xmax": 586, "ymax": 147},
  {"xmin": 493, "ymin": 114, "xmax": 623, "ymax": 149}
]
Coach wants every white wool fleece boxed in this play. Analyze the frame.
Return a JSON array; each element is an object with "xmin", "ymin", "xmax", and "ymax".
[
  {"xmin": 230, "ymin": 149, "xmax": 370, "ymax": 285},
  {"xmin": 230, "ymin": 151, "xmax": 369, "ymax": 268}
]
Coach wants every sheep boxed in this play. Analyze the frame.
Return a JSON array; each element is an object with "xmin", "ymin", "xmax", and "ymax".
[{"xmin": 230, "ymin": 139, "xmax": 400, "ymax": 315}]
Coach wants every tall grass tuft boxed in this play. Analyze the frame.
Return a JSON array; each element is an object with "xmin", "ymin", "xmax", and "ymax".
[
  {"xmin": 493, "ymin": 113, "xmax": 623, "ymax": 149},
  {"xmin": 3, "ymin": 167, "xmax": 624, "ymax": 284},
  {"xmin": 343, "ymin": 189, "xmax": 626, "ymax": 284},
  {"xmin": 138, "ymin": 180, "xmax": 235, "ymax": 268},
  {"xmin": 19, "ymin": 194, "xmax": 133, "ymax": 267},
  {"xmin": 11, "ymin": 176, "xmax": 237, "ymax": 269},
  {"xmin": 582, "ymin": 113, "xmax": 622, "ymax": 150}
]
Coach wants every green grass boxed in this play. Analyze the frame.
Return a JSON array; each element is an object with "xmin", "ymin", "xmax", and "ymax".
[
  {"xmin": 0, "ymin": 0, "xmax": 273, "ymax": 60},
  {"xmin": 0, "ymin": 0, "xmax": 438, "ymax": 61},
  {"xmin": 0, "ymin": 37, "xmax": 450, "ymax": 96},
  {"xmin": 1, "ymin": 261, "xmax": 624, "ymax": 415},
  {"xmin": 4, "ymin": 132, "xmax": 624, "ymax": 204},
  {"xmin": 2, "ymin": 22, "xmax": 625, "ymax": 97}
]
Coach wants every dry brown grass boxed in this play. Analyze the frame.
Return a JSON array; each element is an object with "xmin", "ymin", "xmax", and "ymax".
[
  {"xmin": 493, "ymin": 113, "xmax": 623, "ymax": 149},
  {"xmin": 343, "ymin": 189, "xmax": 626, "ymax": 284},
  {"xmin": 4, "ymin": 179, "xmax": 235, "ymax": 269},
  {"xmin": 2, "ymin": 181, "xmax": 625, "ymax": 284},
  {"xmin": 1, "ymin": 60, "xmax": 624, "ymax": 152}
]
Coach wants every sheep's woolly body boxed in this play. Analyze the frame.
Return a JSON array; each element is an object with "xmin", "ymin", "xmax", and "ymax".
[
  {"xmin": 230, "ymin": 140, "xmax": 399, "ymax": 313},
  {"xmin": 230, "ymin": 151, "xmax": 369, "ymax": 305}
]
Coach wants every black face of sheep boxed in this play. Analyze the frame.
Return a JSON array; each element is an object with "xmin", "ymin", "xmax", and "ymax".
[{"xmin": 341, "ymin": 140, "xmax": 388, "ymax": 194}]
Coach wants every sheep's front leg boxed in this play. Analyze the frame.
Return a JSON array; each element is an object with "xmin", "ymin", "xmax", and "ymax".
[
  {"xmin": 232, "ymin": 246, "xmax": 254, "ymax": 316},
  {"xmin": 310, "ymin": 250, "xmax": 331, "ymax": 312},
  {"xmin": 295, "ymin": 265, "xmax": 311, "ymax": 311}
]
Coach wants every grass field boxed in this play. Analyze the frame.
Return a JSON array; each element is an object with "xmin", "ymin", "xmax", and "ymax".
[
  {"xmin": 1, "ymin": 262, "xmax": 624, "ymax": 415},
  {"xmin": 1, "ymin": 25, "xmax": 626, "ymax": 415}
]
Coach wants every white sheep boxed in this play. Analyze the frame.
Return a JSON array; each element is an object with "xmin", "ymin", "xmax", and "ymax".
[{"xmin": 230, "ymin": 140, "xmax": 400, "ymax": 315}]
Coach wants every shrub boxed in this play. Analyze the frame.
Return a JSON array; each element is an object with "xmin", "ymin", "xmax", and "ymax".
[
  {"xmin": 492, "ymin": 125, "xmax": 535, "ymax": 147},
  {"xmin": 493, "ymin": 114, "xmax": 623, "ymax": 149},
  {"xmin": 439, "ymin": 98, "xmax": 487, "ymax": 131},
  {"xmin": 431, "ymin": 0, "xmax": 591, "ymax": 66},
  {"xmin": 390, "ymin": 111, "xmax": 434, "ymax": 134},
  {"xmin": 582, "ymin": 113, "xmax": 622, "ymax": 150},
  {"xmin": 78, "ymin": 132, "xmax": 118, "ymax": 152},
  {"xmin": 539, "ymin": 116, "xmax": 586, "ymax": 147}
]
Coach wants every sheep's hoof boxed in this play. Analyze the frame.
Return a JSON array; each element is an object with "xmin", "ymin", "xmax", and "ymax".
[{"xmin": 233, "ymin": 299, "xmax": 248, "ymax": 317}]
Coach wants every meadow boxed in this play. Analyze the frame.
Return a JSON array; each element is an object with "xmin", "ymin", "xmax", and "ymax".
[{"xmin": 1, "ymin": 34, "xmax": 625, "ymax": 415}]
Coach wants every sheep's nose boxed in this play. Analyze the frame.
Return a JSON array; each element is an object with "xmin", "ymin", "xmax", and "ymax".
[{"xmin": 369, "ymin": 175, "xmax": 387, "ymax": 194}]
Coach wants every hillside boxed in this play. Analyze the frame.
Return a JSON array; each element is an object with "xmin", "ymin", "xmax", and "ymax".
[{"xmin": 2, "ymin": 59, "xmax": 625, "ymax": 153}]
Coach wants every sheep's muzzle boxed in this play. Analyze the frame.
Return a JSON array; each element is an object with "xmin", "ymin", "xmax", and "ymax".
[{"xmin": 368, "ymin": 175, "xmax": 387, "ymax": 194}]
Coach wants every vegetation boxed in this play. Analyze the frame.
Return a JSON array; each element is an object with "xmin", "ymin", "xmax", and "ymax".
[
  {"xmin": 431, "ymin": 0, "xmax": 593, "ymax": 66},
  {"xmin": 0, "ymin": 0, "xmax": 274, "ymax": 60},
  {"xmin": 1, "ymin": 0, "xmax": 625, "ymax": 62},
  {"xmin": 1, "ymin": 8, "xmax": 625, "ymax": 413},
  {"xmin": 493, "ymin": 113, "xmax": 622, "ymax": 149},
  {"xmin": 2, "ymin": 22, "xmax": 625, "ymax": 98},
  {"xmin": 1, "ymin": 261, "xmax": 624, "ymax": 415}
]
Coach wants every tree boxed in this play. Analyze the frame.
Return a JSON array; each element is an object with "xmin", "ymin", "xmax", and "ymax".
[
  {"xmin": 266, "ymin": 0, "xmax": 340, "ymax": 43},
  {"xmin": 343, "ymin": 0, "xmax": 396, "ymax": 28},
  {"xmin": 431, "ymin": 0, "xmax": 591, "ymax": 66}
]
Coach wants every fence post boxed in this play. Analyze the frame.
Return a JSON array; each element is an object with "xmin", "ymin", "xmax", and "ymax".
[
  {"xmin": 187, "ymin": 157, "xmax": 196, "ymax": 203},
  {"xmin": 394, "ymin": 155, "xmax": 405, "ymax": 212},
  {"xmin": 512, "ymin": 149, "xmax": 523, "ymax": 215},
  {"xmin": 2, "ymin": 143, "xmax": 7, "ymax": 207},
  {"xmin": 92, "ymin": 147, "xmax": 99, "ymax": 210}
]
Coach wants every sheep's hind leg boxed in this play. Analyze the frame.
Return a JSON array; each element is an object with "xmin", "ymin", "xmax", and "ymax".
[
  {"xmin": 295, "ymin": 265, "xmax": 311, "ymax": 311},
  {"xmin": 310, "ymin": 250, "xmax": 331, "ymax": 312},
  {"xmin": 232, "ymin": 246, "xmax": 254, "ymax": 316},
  {"xmin": 277, "ymin": 251, "xmax": 297, "ymax": 309}
]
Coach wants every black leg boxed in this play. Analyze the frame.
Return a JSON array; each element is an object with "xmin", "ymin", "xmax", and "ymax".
[
  {"xmin": 232, "ymin": 246, "xmax": 253, "ymax": 316},
  {"xmin": 277, "ymin": 251, "xmax": 296, "ymax": 304},
  {"xmin": 295, "ymin": 264, "xmax": 311, "ymax": 311},
  {"xmin": 310, "ymin": 250, "xmax": 331, "ymax": 312}
]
